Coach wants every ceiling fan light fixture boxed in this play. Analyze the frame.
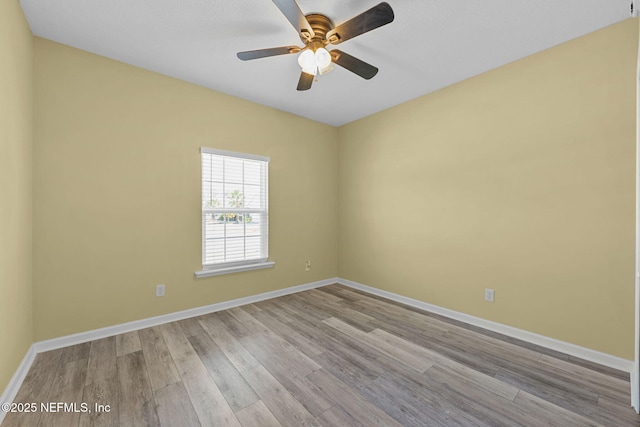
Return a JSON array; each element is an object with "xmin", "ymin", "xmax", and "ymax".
[
  {"xmin": 298, "ymin": 49, "xmax": 317, "ymax": 75},
  {"xmin": 298, "ymin": 47, "xmax": 333, "ymax": 76},
  {"xmin": 315, "ymin": 48, "xmax": 331, "ymax": 68},
  {"xmin": 315, "ymin": 47, "xmax": 333, "ymax": 75},
  {"xmin": 318, "ymin": 63, "xmax": 334, "ymax": 75}
]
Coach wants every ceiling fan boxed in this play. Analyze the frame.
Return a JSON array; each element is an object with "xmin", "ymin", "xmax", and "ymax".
[{"xmin": 237, "ymin": 1, "xmax": 394, "ymax": 91}]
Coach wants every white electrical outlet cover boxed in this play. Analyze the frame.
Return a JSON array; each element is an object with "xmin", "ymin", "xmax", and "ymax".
[{"xmin": 485, "ymin": 289, "xmax": 495, "ymax": 302}]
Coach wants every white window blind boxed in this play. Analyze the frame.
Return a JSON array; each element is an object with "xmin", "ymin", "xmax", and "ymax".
[{"xmin": 199, "ymin": 147, "xmax": 270, "ymax": 275}]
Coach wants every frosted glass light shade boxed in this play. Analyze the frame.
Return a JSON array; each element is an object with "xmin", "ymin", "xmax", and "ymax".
[
  {"xmin": 315, "ymin": 48, "xmax": 331, "ymax": 69},
  {"xmin": 315, "ymin": 48, "xmax": 333, "ymax": 75},
  {"xmin": 297, "ymin": 50, "xmax": 316, "ymax": 75}
]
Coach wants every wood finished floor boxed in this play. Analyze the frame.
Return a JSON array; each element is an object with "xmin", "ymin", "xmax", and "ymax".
[{"xmin": 2, "ymin": 284, "xmax": 639, "ymax": 426}]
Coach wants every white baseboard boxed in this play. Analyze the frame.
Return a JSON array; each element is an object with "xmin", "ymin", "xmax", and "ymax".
[
  {"xmin": 337, "ymin": 277, "xmax": 634, "ymax": 374},
  {"xmin": 0, "ymin": 345, "xmax": 37, "ymax": 425},
  {"xmin": 632, "ymin": 365, "xmax": 639, "ymax": 411},
  {"xmin": 34, "ymin": 277, "xmax": 337, "ymax": 353}
]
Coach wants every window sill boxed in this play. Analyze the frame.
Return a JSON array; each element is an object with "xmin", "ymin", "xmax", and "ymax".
[{"xmin": 195, "ymin": 261, "xmax": 275, "ymax": 278}]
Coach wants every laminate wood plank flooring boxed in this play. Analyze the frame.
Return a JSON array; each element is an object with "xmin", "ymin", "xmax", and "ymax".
[
  {"xmin": 80, "ymin": 337, "xmax": 118, "ymax": 427},
  {"xmin": 116, "ymin": 351, "xmax": 159, "ymax": 427},
  {"xmin": 115, "ymin": 331, "xmax": 141, "ymax": 357},
  {"xmin": 153, "ymin": 382, "xmax": 200, "ymax": 427},
  {"xmin": 234, "ymin": 400, "xmax": 281, "ymax": 427},
  {"xmin": 187, "ymin": 332, "xmax": 259, "ymax": 412},
  {"xmin": 3, "ymin": 283, "xmax": 639, "ymax": 426},
  {"xmin": 198, "ymin": 314, "xmax": 260, "ymax": 373},
  {"xmin": 137, "ymin": 327, "xmax": 181, "ymax": 392},
  {"xmin": 173, "ymin": 353, "xmax": 240, "ymax": 427},
  {"xmin": 38, "ymin": 357, "xmax": 87, "ymax": 427},
  {"xmin": 159, "ymin": 322, "xmax": 196, "ymax": 361},
  {"xmin": 4, "ymin": 349, "xmax": 63, "ymax": 427},
  {"xmin": 79, "ymin": 377, "xmax": 118, "ymax": 427}
]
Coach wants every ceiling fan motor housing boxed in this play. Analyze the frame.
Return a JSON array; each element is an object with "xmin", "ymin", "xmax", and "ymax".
[{"xmin": 301, "ymin": 14, "xmax": 334, "ymax": 48}]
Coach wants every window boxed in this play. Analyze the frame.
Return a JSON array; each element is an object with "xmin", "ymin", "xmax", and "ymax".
[{"xmin": 195, "ymin": 147, "xmax": 274, "ymax": 278}]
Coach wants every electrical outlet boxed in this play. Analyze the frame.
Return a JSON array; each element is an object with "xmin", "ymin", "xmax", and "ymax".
[
  {"xmin": 485, "ymin": 288, "xmax": 495, "ymax": 302},
  {"xmin": 156, "ymin": 284, "xmax": 165, "ymax": 297},
  {"xmin": 305, "ymin": 260, "xmax": 311, "ymax": 271}
]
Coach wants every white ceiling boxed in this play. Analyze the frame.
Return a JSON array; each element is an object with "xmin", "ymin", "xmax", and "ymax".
[{"xmin": 20, "ymin": 0, "xmax": 632, "ymax": 126}]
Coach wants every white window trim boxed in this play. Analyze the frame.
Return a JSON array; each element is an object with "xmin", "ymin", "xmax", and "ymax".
[
  {"xmin": 200, "ymin": 146, "xmax": 269, "ymax": 162},
  {"xmin": 196, "ymin": 147, "xmax": 274, "ymax": 278},
  {"xmin": 195, "ymin": 261, "xmax": 275, "ymax": 278}
]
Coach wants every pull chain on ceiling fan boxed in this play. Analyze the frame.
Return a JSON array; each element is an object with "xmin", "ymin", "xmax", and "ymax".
[{"xmin": 237, "ymin": 1, "xmax": 394, "ymax": 91}]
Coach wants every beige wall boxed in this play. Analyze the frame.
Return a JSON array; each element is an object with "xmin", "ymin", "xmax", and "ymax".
[
  {"xmin": 21, "ymin": 14, "xmax": 640, "ymax": 360},
  {"xmin": 338, "ymin": 19, "xmax": 638, "ymax": 359},
  {"xmin": 0, "ymin": 0, "xmax": 33, "ymax": 393},
  {"xmin": 33, "ymin": 39, "xmax": 338, "ymax": 341}
]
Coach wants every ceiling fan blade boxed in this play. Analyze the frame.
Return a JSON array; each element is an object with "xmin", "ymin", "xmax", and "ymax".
[
  {"xmin": 237, "ymin": 46, "xmax": 301, "ymax": 61},
  {"xmin": 330, "ymin": 50, "xmax": 378, "ymax": 80},
  {"xmin": 297, "ymin": 72, "xmax": 314, "ymax": 91},
  {"xmin": 326, "ymin": 2, "xmax": 394, "ymax": 45},
  {"xmin": 272, "ymin": 0, "xmax": 315, "ymax": 40}
]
